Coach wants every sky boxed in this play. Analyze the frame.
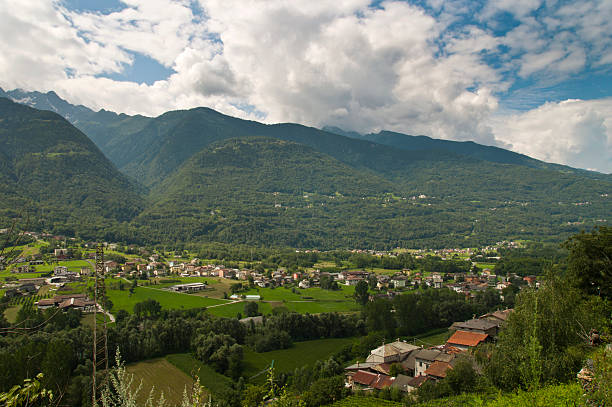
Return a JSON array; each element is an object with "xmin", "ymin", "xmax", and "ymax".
[{"xmin": 0, "ymin": 0, "xmax": 611, "ymax": 173}]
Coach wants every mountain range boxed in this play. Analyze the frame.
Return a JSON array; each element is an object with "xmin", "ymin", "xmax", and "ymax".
[{"xmin": 0, "ymin": 87, "xmax": 610, "ymax": 249}]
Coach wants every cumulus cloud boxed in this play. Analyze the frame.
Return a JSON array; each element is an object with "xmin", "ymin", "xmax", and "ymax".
[
  {"xmin": 0, "ymin": 0, "xmax": 611, "ymax": 171},
  {"xmin": 492, "ymin": 99, "xmax": 612, "ymax": 173}
]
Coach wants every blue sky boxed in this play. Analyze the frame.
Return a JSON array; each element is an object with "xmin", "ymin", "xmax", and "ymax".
[{"xmin": 0, "ymin": 0, "xmax": 610, "ymax": 172}]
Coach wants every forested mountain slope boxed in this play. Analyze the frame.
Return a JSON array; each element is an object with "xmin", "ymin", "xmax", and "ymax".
[
  {"xmin": 0, "ymin": 98, "xmax": 143, "ymax": 238},
  {"xmin": 1, "ymin": 90, "xmax": 611, "ymax": 248}
]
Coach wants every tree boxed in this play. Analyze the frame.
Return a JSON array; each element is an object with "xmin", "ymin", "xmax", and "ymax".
[
  {"xmin": 445, "ymin": 356, "xmax": 477, "ymax": 395},
  {"xmin": 244, "ymin": 301, "xmax": 259, "ymax": 317},
  {"xmin": 564, "ymin": 226, "xmax": 612, "ymax": 299},
  {"xmin": 353, "ymin": 281, "xmax": 369, "ymax": 306}
]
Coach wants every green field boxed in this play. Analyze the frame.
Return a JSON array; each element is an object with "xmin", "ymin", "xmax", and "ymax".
[
  {"xmin": 242, "ymin": 337, "xmax": 354, "ymax": 381},
  {"xmin": 243, "ymin": 285, "xmax": 355, "ymax": 302},
  {"xmin": 166, "ymin": 353, "xmax": 233, "ymax": 396},
  {"xmin": 106, "ymin": 286, "xmax": 230, "ymax": 314},
  {"xmin": 206, "ymin": 301, "xmax": 274, "ymax": 318},
  {"xmin": 126, "ymin": 357, "xmax": 195, "ymax": 406}
]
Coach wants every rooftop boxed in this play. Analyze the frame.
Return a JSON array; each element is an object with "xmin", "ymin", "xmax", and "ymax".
[{"xmin": 447, "ymin": 330, "xmax": 489, "ymax": 347}]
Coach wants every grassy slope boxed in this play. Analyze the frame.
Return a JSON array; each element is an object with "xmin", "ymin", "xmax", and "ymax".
[
  {"xmin": 242, "ymin": 338, "xmax": 354, "ymax": 381},
  {"xmin": 166, "ymin": 353, "xmax": 233, "ymax": 396},
  {"xmin": 415, "ymin": 382, "xmax": 585, "ymax": 406},
  {"xmin": 126, "ymin": 357, "xmax": 194, "ymax": 406},
  {"xmin": 327, "ymin": 396, "xmax": 404, "ymax": 406}
]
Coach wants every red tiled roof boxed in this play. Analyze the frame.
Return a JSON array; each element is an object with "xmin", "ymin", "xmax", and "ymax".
[
  {"xmin": 407, "ymin": 375, "xmax": 428, "ymax": 388},
  {"xmin": 352, "ymin": 370, "xmax": 395, "ymax": 389},
  {"xmin": 372, "ymin": 363, "xmax": 392, "ymax": 375},
  {"xmin": 352, "ymin": 370, "xmax": 377, "ymax": 386},
  {"xmin": 424, "ymin": 361, "xmax": 452, "ymax": 378},
  {"xmin": 447, "ymin": 330, "xmax": 488, "ymax": 347},
  {"xmin": 372, "ymin": 374, "xmax": 394, "ymax": 389}
]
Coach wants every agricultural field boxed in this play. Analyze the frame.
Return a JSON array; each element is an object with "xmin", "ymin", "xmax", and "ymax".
[
  {"xmin": 243, "ymin": 284, "xmax": 355, "ymax": 301},
  {"xmin": 166, "ymin": 353, "xmax": 233, "ymax": 396},
  {"xmin": 206, "ymin": 301, "xmax": 274, "ymax": 318},
  {"xmin": 126, "ymin": 357, "xmax": 195, "ymax": 406},
  {"xmin": 242, "ymin": 337, "xmax": 354, "ymax": 381},
  {"xmin": 106, "ymin": 285, "xmax": 230, "ymax": 314}
]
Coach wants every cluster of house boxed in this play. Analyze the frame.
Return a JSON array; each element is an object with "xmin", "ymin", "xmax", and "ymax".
[
  {"xmin": 344, "ymin": 309, "xmax": 513, "ymax": 393},
  {"xmin": 36, "ymin": 293, "xmax": 96, "ymax": 312}
]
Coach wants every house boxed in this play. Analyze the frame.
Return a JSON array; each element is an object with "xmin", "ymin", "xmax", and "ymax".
[
  {"xmin": 245, "ymin": 295, "xmax": 261, "ymax": 301},
  {"xmin": 348, "ymin": 370, "xmax": 395, "ymax": 391},
  {"xmin": 58, "ymin": 297, "xmax": 96, "ymax": 312},
  {"xmin": 413, "ymin": 349, "xmax": 441, "ymax": 377},
  {"xmin": 390, "ymin": 374, "xmax": 413, "ymax": 393},
  {"xmin": 298, "ymin": 279, "xmax": 310, "ymax": 289},
  {"xmin": 390, "ymin": 275, "xmax": 407, "ymax": 288},
  {"xmin": 480, "ymin": 309, "xmax": 513, "ymax": 324},
  {"xmin": 365, "ymin": 340, "xmax": 419, "ymax": 364},
  {"xmin": 432, "ymin": 274, "xmax": 443, "ymax": 289},
  {"xmin": 424, "ymin": 361, "xmax": 453, "ymax": 380},
  {"xmin": 405, "ymin": 375, "xmax": 429, "ymax": 392},
  {"xmin": 523, "ymin": 275, "xmax": 537, "ymax": 286},
  {"xmin": 446, "ymin": 330, "xmax": 489, "ymax": 351},
  {"xmin": 450, "ymin": 318, "xmax": 499, "ymax": 336},
  {"xmin": 53, "ymin": 266, "xmax": 69, "ymax": 275}
]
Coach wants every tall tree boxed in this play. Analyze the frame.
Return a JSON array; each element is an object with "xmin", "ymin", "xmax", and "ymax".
[
  {"xmin": 353, "ymin": 281, "xmax": 369, "ymax": 306},
  {"xmin": 563, "ymin": 226, "xmax": 612, "ymax": 299}
]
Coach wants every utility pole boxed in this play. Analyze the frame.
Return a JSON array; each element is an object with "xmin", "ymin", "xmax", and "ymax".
[{"xmin": 92, "ymin": 244, "xmax": 108, "ymax": 406}]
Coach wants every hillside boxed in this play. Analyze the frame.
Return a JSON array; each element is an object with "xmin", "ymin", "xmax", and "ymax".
[
  {"xmin": 324, "ymin": 126, "xmax": 612, "ymax": 181},
  {"xmin": 126, "ymin": 137, "xmax": 611, "ymax": 248},
  {"xmin": 1, "ymin": 89, "xmax": 611, "ymax": 248},
  {"xmin": 0, "ymin": 97, "xmax": 143, "ymax": 238}
]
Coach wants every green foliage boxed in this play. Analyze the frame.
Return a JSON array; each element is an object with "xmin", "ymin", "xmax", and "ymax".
[
  {"xmin": 0, "ymin": 373, "xmax": 53, "ymax": 407},
  {"xmin": 0, "ymin": 98, "xmax": 143, "ymax": 239},
  {"xmin": 301, "ymin": 376, "xmax": 348, "ymax": 407},
  {"xmin": 244, "ymin": 302, "xmax": 259, "ymax": 317},
  {"xmin": 564, "ymin": 226, "xmax": 612, "ymax": 299},
  {"xmin": 483, "ymin": 271, "xmax": 606, "ymax": 390},
  {"xmin": 353, "ymin": 281, "xmax": 369, "ymax": 306}
]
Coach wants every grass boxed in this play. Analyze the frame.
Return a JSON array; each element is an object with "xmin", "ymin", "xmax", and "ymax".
[
  {"xmin": 126, "ymin": 357, "xmax": 195, "ymax": 406},
  {"xmin": 106, "ymin": 285, "xmax": 230, "ymax": 314},
  {"xmin": 242, "ymin": 337, "xmax": 354, "ymax": 382},
  {"xmin": 4, "ymin": 305, "xmax": 21, "ymax": 323},
  {"xmin": 166, "ymin": 353, "xmax": 233, "ymax": 396},
  {"xmin": 243, "ymin": 285, "xmax": 355, "ymax": 302},
  {"xmin": 328, "ymin": 396, "xmax": 405, "ymax": 406},
  {"xmin": 206, "ymin": 301, "xmax": 274, "ymax": 318},
  {"xmin": 416, "ymin": 382, "xmax": 585, "ymax": 406},
  {"xmin": 406, "ymin": 328, "xmax": 452, "ymax": 347}
]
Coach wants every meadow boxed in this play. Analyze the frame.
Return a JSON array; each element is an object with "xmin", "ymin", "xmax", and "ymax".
[
  {"xmin": 166, "ymin": 353, "xmax": 234, "ymax": 396},
  {"xmin": 126, "ymin": 357, "xmax": 195, "ymax": 406},
  {"xmin": 106, "ymin": 285, "xmax": 230, "ymax": 313},
  {"xmin": 241, "ymin": 337, "xmax": 355, "ymax": 381}
]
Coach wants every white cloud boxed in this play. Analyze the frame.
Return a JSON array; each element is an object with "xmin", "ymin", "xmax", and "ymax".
[
  {"xmin": 0, "ymin": 0, "xmax": 611, "ymax": 171},
  {"xmin": 491, "ymin": 99, "xmax": 612, "ymax": 173}
]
